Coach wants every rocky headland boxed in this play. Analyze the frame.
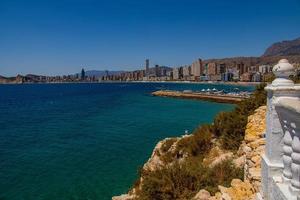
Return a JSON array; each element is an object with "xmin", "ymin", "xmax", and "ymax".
[{"xmin": 113, "ymin": 105, "xmax": 266, "ymax": 200}]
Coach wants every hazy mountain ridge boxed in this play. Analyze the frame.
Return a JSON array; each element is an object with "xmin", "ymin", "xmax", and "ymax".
[{"xmin": 263, "ymin": 37, "xmax": 300, "ymax": 57}]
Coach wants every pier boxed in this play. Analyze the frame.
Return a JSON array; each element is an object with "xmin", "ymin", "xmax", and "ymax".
[{"xmin": 152, "ymin": 90, "xmax": 249, "ymax": 104}]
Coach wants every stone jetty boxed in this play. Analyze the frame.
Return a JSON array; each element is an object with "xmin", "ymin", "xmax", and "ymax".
[{"xmin": 152, "ymin": 90, "xmax": 248, "ymax": 104}]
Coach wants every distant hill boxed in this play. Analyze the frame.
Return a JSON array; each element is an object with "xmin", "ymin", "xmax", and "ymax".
[
  {"xmin": 263, "ymin": 37, "xmax": 300, "ymax": 57},
  {"xmin": 201, "ymin": 37, "xmax": 300, "ymax": 65},
  {"xmin": 203, "ymin": 55, "xmax": 300, "ymax": 66}
]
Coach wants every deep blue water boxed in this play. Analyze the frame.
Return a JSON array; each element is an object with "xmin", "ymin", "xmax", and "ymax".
[{"xmin": 0, "ymin": 83, "xmax": 254, "ymax": 200}]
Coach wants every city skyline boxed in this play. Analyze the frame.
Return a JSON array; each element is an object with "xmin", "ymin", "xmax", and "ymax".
[{"xmin": 1, "ymin": 0, "xmax": 300, "ymax": 76}]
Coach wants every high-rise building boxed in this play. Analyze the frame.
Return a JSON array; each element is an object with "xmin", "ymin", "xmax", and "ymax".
[
  {"xmin": 207, "ymin": 62, "xmax": 217, "ymax": 75},
  {"xmin": 81, "ymin": 68, "xmax": 85, "ymax": 80},
  {"xmin": 145, "ymin": 59, "xmax": 150, "ymax": 76},
  {"xmin": 173, "ymin": 68, "xmax": 180, "ymax": 80},
  {"xmin": 236, "ymin": 62, "xmax": 246, "ymax": 76},
  {"xmin": 218, "ymin": 63, "xmax": 226, "ymax": 74},
  {"xmin": 155, "ymin": 65, "xmax": 160, "ymax": 77},
  {"xmin": 161, "ymin": 68, "xmax": 167, "ymax": 77},
  {"xmin": 191, "ymin": 59, "xmax": 203, "ymax": 77},
  {"xmin": 182, "ymin": 65, "xmax": 191, "ymax": 80}
]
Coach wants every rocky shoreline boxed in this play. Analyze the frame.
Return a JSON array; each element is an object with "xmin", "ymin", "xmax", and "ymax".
[{"xmin": 112, "ymin": 106, "xmax": 266, "ymax": 200}]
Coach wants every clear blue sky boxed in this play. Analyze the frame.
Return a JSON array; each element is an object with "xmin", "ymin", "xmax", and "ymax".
[{"xmin": 0, "ymin": 0, "xmax": 300, "ymax": 76}]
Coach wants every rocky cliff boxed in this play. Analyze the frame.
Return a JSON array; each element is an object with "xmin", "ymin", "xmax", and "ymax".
[
  {"xmin": 195, "ymin": 105, "xmax": 266, "ymax": 200},
  {"xmin": 112, "ymin": 106, "xmax": 266, "ymax": 200},
  {"xmin": 263, "ymin": 37, "xmax": 300, "ymax": 57}
]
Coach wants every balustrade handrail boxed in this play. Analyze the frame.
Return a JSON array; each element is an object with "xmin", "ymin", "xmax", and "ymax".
[{"xmin": 261, "ymin": 59, "xmax": 300, "ymax": 200}]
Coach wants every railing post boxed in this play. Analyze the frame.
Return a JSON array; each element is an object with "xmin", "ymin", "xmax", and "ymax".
[{"xmin": 261, "ymin": 59, "xmax": 297, "ymax": 199}]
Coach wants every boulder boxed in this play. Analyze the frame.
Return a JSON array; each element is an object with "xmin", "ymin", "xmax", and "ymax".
[
  {"xmin": 193, "ymin": 189, "xmax": 211, "ymax": 200},
  {"xmin": 248, "ymin": 168, "xmax": 261, "ymax": 181},
  {"xmin": 233, "ymin": 155, "xmax": 246, "ymax": 168},
  {"xmin": 248, "ymin": 138, "xmax": 266, "ymax": 149}
]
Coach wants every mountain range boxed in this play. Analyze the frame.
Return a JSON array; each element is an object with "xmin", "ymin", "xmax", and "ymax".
[{"xmin": 263, "ymin": 37, "xmax": 300, "ymax": 57}]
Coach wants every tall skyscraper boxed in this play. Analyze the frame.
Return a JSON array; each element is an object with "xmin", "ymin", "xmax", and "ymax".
[
  {"xmin": 145, "ymin": 59, "xmax": 150, "ymax": 76},
  {"xmin": 81, "ymin": 68, "xmax": 85, "ymax": 80}
]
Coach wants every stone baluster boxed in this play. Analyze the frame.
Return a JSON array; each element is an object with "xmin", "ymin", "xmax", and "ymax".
[
  {"xmin": 291, "ymin": 121, "xmax": 300, "ymax": 191},
  {"xmin": 274, "ymin": 96, "xmax": 300, "ymax": 200},
  {"xmin": 282, "ymin": 121, "xmax": 293, "ymax": 182}
]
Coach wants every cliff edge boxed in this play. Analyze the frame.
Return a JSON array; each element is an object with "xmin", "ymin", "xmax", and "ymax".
[{"xmin": 112, "ymin": 106, "xmax": 266, "ymax": 200}]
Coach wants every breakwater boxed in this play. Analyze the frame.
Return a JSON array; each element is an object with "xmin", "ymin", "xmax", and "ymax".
[{"xmin": 152, "ymin": 90, "xmax": 249, "ymax": 104}]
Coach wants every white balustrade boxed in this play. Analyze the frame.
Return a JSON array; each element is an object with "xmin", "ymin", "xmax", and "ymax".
[
  {"xmin": 258, "ymin": 59, "xmax": 300, "ymax": 200},
  {"xmin": 261, "ymin": 59, "xmax": 300, "ymax": 200}
]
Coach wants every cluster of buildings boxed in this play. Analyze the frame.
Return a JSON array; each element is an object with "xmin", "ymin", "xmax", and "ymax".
[
  {"xmin": 1, "ymin": 58, "xmax": 299, "ymax": 84},
  {"xmin": 101, "ymin": 58, "xmax": 277, "ymax": 82},
  {"xmin": 0, "ymin": 69, "xmax": 97, "ymax": 84},
  {"xmin": 101, "ymin": 59, "xmax": 172, "ymax": 82},
  {"xmin": 175, "ymin": 59, "xmax": 273, "ymax": 82}
]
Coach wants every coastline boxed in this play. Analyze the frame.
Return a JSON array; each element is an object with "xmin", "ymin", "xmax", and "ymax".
[
  {"xmin": 0, "ymin": 80, "xmax": 261, "ymax": 86},
  {"xmin": 125, "ymin": 80, "xmax": 261, "ymax": 86}
]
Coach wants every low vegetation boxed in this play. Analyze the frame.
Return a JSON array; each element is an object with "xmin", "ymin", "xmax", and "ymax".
[
  {"xmin": 215, "ymin": 83, "xmax": 267, "ymax": 150},
  {"xmin": 136, "ymin": 158, "xmax": 243, "ymax": 200}
]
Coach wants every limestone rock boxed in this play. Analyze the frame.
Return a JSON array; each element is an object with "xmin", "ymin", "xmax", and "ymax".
[
  {"xmin": 193, "ymin": 189, "xmax": 211, "ymax": 200},
  {"xmin": 233, "ymin": 155, "xmax": 246, "ymax": 168},
  {"xmin": 242, "ymin": 106, "xmax": 266, "ymax": 193},
  {"xmin": 248, "ymin": 138, "xmax": 265, "ymax": 149},
  {"xmin": 213, "ymin": 179, "xmax": 255, "ymax": 200},
  {"xmin": 241, "ymin": 145, "xmax": 252, "ymax": 154},
  {"xmin": 112, "ymin": 194, "xmax": 134, "ymax": 200},
  {"xmin": 244, "ymin": 106, "xmax": 266, "ymax": 143},
  {"xmin": 248, "ymin": 168, "xmax": 261, "ymax": 181},
  {"xmin": 143, "ymin": 137, "xmax": 180, "ymax": 171}
]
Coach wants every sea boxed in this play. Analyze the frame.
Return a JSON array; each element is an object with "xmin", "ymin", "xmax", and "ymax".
[{"xmin": 0, "ymin": 82, "xmax": 254, "ymax": 200}]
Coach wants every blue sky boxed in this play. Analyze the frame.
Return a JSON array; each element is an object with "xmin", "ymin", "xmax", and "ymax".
[{"xmin": 0, "ymin": 0, "xmax": 300, "ymax": 76}]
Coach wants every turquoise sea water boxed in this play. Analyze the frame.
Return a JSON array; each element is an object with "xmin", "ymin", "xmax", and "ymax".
[{"xmin": 0, "ymin": 83, "xmax": 254, "ymax": 200}]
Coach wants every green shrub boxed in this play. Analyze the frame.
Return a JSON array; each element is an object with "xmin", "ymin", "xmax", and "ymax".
[
  {"xmin": 176, "ymin": 124, "xmax": 213, "ymax": 156},
  {"xmin": 213, "ymin": 111, "xmax": 247, "ymax": 150},
  {"xmin": 159, "ymin": 124, "xmax": 213, "ymax": 164},
  {"xmin": 214, "ymin": 83, "xmax": 267, "ymax": 150},
  {"xmin": 201, "ymin": 159, "xmax": 244, "ymax": 194},
  {"xmin": 135, "ymin": 159, "xmax": 243, "ymax": 200}
]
